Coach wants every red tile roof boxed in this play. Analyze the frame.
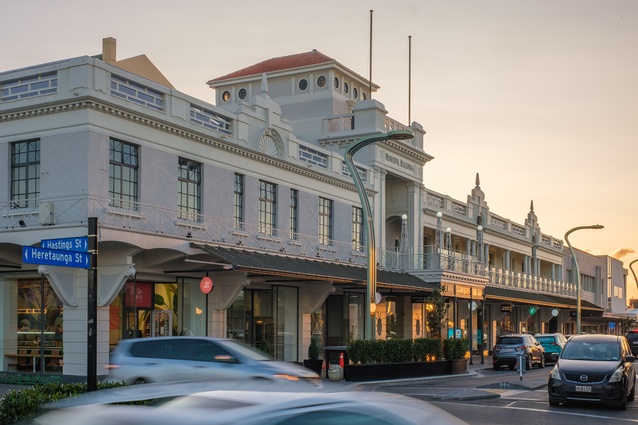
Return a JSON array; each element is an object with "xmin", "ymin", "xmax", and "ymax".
[{"xmin": 209, "ymin": 50, "xmax": 335, "ymax": 83}]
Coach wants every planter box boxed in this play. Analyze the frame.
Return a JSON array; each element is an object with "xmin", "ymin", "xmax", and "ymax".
[
  {"xmin": 445, "ymin": 358, "xmax": 468, "ymax": 375},
  {"xmin": 303, "ymin": 359, "xmax": 324, "ymax": 376},
  {"xmin": 344, "ymin": 360, "xmax": 447, "ymax": 382}
]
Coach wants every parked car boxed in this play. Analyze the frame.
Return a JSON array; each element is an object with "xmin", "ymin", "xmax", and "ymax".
[
  {"xmin": 548, "ymin": 334, "xmax": 636, "ymax": 410},
  {"xmin": 535, "ymin": 333, "xmax": 567, "ymax": 363},
  {"xmin": 492, "ymin": 334, "xmax": 545, "ymax": 370},
  {"xmin": 625, "ymin": 329, "xmax": 638, "ymax": 356},
  {"xmin": 33, "ymin": 379, "xmax": 470, "ymax": 425},
  {"xmin": 106, "ymin": 337, "xmax": 320, "ymax": 385}
]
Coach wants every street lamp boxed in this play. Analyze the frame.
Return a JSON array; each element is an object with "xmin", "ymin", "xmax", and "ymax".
[
  {"xmin": 344, "ymin": 129, "xmax": 413, "ymax": 340},
  {"xmin": 629, "ymin": 259, "xmax": 638, "ymax": 293},
  {"xmin": 564, "ymin": 224, "xmax": 604, "ymax": 334}
]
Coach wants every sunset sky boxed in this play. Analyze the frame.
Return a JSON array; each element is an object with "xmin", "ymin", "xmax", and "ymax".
[{"xmin": 4, "ymin": 0, "xmax": 638, "ymax": 297}]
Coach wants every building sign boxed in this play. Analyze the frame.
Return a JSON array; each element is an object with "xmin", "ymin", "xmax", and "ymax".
[
  {"xmin": 384, "ymin": 153, "xmax": 415, "ymax": 172},
  {"xmin": 500, "ymin": 304, "xmax": 512, "ymax": 312},
  {"xmin": 125, "ymin": 281, "xmax": 153, "ymax": 308},
  {"xmin": 411, "ymin": 295, "xmax": 426, "ymax": 303}
]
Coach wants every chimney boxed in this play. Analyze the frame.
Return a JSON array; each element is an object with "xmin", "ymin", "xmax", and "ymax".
[{"xmin": 102, "ymin": 37, "xmax": 117, "ymax": 64}]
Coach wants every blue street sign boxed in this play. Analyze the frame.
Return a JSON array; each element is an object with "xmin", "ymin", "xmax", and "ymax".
[
  {"xmin": 22, "ymin": 246, "xmax": 90, "ymax": 269},
  {"xmin": 41, "ymin": 236, "xmax": 88, "ymax": 252},
  {"xmin": 609, "ymin": 321, "xmax": 616, "ymax": 330}
]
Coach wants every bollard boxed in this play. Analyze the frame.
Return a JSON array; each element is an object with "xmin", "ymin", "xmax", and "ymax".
[{"xmin": 516, "ymin": 352, "xmax": 526, "ymax": 381}]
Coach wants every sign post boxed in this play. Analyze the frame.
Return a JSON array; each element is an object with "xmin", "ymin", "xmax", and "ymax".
[{"xmin": 87, "ymin": 218, "xmax": 98, "ymax": 391}]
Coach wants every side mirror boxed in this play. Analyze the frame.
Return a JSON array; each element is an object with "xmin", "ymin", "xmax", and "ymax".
[{"xmin": 625, "ymin": 355, "xmax": 635, "ymax": 363}]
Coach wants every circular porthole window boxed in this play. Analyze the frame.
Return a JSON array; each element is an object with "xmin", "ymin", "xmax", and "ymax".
[
  {"xmin": 334, "ymin": 77, "xmax": 340, "ymax": 89},
  {"xmin": 298, "ymin": 79, "xmax": 308, "ymax": 91},
  {"xmin": 238, "ymin": 88, "xmax": 247, "ymax": 100},
  {"xmin": 344, "ymin": 82, "xmax": 349, "ymax": 94},
  {"xmin": 317, "ymin": 76, "xmax": 326, "ymax": 88},
  {"xmin": 353, "ymin": 87, "xmax": 358, "ymax": 99},
  {"xmin": 222, "ymin": 91, "xmax": 231, "ymax": 102}
]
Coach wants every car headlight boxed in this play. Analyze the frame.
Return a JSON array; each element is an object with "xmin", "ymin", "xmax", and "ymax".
[
  {"xmin": 609, "ymin": 367, "xmax": 624, "ymax": 383},
  {"xmin": 550, "ymin": 365, "xmax": 561, "ymax": 380}
]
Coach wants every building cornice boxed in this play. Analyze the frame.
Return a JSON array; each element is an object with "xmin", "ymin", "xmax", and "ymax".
[{"xmin": 0, "ymin": 98, "xmax": 365, "ymax": 194}]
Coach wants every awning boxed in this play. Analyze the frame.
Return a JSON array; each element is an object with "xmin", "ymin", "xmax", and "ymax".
[
  {"xmin": 485, "ymin": 286, "xmax": 604, "ymax": 313},
  {"xmin": 191, "ymin": 243, "xmax": 437, "ymax": 291}
]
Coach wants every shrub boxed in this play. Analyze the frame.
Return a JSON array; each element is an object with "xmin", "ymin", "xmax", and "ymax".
[
  {"xmin": 444, "ymin": 337, "xmax": 469, "ymax": 360},
  {"xmin": 348, "ymin": 338, "xmax": 445, "ymax": 365},
  {"xmin": 0, "ymin": 381, "xmax": 131, "ymax": 424},
  {"xmin": 307, "ymin": 337, "xmax": 320, "ymax": 360},
  {"xmin": 413, "ymin": 337, "xmax": 442, "ymax": 360}
]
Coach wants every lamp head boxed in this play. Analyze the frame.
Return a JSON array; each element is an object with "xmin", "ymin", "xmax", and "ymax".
[
  {"xmin": 386, "ymin": 130, "xmax": 413, "ymax": 141},
  {"xmin": 477, "ymin": 225, "xmax": 483, "ymax": 231},
  {"xmin": 446, "ymin": 227, "xmax": 451, "ymax": 233},
  {"xmin": 436, "ymin": 212, "xmax": 442, "ymax": 218},
  {"xmin": 401, "ymin": 214, "xmax": 408, "ymax": 220}
]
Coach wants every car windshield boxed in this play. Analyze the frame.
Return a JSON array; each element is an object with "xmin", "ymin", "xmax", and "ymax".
[
  {"xmin": 626, "ymin": 333, "xmax": 638, "ymax": 342},
  {"xmin": 535, "ymin": 336, "xmax": 555, "ymax": 344},
  {"xmin": 561, "ymin": 342, "xmax": 619, "ymax": 361},
  {"xmin": 217, "ymin": 339, "xmax": 272, "ymax": 361}
]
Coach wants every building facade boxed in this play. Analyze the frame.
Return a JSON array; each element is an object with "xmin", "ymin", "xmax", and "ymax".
[{"xmin": 0, "ymin": 38, "xmax": 627, "ymax": 379}]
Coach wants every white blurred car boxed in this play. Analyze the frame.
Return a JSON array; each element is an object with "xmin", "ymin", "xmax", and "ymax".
[
  {"xmin": 106, "ymin": 337, "xmax": 319, "ymax": 385},
  {"xmin": 33, "ymin": 380, "xmax": 468, "ymax": 425}
]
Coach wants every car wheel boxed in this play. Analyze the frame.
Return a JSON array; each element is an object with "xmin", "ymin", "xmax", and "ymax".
[
  {"xmin": 134, "ymin": 377, "xmax": 147, "ymax": 384},
  {"xmin": 508, "ymin": 365, "xmax": 515, "ymax": 370},
  {"xmin": 493, "ymin": 365, "xmax": 500, "ymax": 371},
  {"xmin": 628, "ymin": 380, "xmax": 635, "ymax": 402},
  {"xmin": 539, "ymin": 355, "xmax": 545, "ymax": 368},
  {"xmin": 525, "ymin": 355, "xmax": 532, "ymax": 370},
  {"xmin": 619, "ymin": 385, "xmax": 628, "ymax": 410},
  {"xmin": 549, "ymin": 399, "xmax": 560, "ymax": 407}
]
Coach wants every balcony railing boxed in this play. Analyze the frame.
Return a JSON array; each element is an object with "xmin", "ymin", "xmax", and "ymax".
[{"xmin": 1, "ymin": 196, "xmax": 576, "ymax": 298}]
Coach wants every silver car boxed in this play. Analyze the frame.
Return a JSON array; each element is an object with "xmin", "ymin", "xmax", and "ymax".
[
  {"xmin": 106, "ymin": 337, "xmax": 319, "ymax": 385},
  {"xmin": 33, "ymin": 380, "xmax": 468, "ymax": 425}
]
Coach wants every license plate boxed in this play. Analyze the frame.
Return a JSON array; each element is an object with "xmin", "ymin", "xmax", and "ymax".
[
  {"xmin": 501, "ymin": 348, "xmax": 513, "ymax": 353},
  {"xmin": 575, "ymin": 386, "xmax": 592, "ymax": 392}
]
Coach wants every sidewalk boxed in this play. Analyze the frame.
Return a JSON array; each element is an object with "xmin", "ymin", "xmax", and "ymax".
[{"xmin": 321, "ymin": 355, "xmax": 548, "ymax": 401}]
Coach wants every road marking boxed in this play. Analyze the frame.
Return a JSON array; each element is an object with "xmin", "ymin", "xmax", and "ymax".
[{"xmin": 432, "ymin": 401, "xmax": 638, "ymax": 422}]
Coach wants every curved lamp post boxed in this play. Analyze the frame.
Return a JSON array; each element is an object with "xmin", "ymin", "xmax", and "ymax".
[
  {"xmin": 564, "ymin": 224, "xmax": 604, "ymax": 334},
  {"xmin": 344, "ymin": 129, "xmax": 413, "ymax": 340},
  {"xmin": 629, "ymin": 259, "xmax": 638, "ymax": 293}
]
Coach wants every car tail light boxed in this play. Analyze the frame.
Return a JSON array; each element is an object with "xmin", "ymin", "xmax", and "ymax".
[
  {"xmin": 518, "ymin": 345, "xmax": 526, "ymax": 351},
  {"xmin": 104, "ymin": 364, "xmax": 120, "ymax": 370}
]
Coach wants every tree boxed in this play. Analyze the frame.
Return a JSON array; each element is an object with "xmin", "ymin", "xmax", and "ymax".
[{"xmin": 426, "ymin": 288, "xmax": 450, "ymax": 339}]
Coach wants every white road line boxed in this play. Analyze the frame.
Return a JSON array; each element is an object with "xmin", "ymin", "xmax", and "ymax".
[{"xmin": 432, "ymin": 401, "xmax": 638, "ymax": 422}]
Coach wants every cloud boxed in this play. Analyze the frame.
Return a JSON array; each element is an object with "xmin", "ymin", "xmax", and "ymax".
[{"xmin": 611, "ymin": 247, "xmax": 636, "ymax": 260}]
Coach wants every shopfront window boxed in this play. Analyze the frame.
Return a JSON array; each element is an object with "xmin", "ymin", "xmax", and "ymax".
[
  {"xmin": 16, "ymin": 279, "xmax": 63, "ymax": 372},
  {"xmin": 110, "ymin": 281, "xmax": 180, "ymax": 348},
  {"xmin": 226, "ymin": 287, "xmax": 299, "ymax": 362}
]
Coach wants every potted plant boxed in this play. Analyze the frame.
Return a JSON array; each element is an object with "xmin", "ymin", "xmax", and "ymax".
[
  {"xmin": 303, "ymin": 337, "xmax": 323, "ymax": 375},
  {"xmin": 444, "ymin": 337, "xmax": 468, "ymax": 374}
]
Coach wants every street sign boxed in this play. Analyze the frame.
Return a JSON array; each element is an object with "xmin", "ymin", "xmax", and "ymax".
[
  {"xmin": 41, "ymin": 236, "xmax": 88, "ymax": 252},
  {"xmin": 22, "ymin": 246, "xmax": 90, "ymax": 269},
  {"xmin": 609, "ymin": 321, "xmax": 616, "ymax": 330}
]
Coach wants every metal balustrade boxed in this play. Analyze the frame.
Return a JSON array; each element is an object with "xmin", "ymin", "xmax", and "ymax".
[{"xmin": 1, "ymin": 196, "xmax": 576, "ymax": 298}]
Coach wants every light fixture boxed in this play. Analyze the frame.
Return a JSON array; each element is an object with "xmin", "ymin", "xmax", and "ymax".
[
  {"xmin": 564, "ymin": 224, "xmax": 604, "ymax": 333},
  {"xmin": 343, "ymin": 129, "xmax": 414, "ymax": 340},
  {"xmin": 370, "ymin": 302, "xmax": 377, "ymax": 315}
]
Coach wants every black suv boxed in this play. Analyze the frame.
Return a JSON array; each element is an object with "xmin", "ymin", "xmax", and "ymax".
[
  {"xmin": 626, "ymin": 330, "xmax": 638, "ymax": 356},
  {"xmin": 492, "ymin": 334, "xmax": 545, "ymax": 371}
]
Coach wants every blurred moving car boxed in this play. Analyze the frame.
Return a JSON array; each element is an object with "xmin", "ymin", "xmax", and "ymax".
[
  {"xmin": 32, "ymin": 379, "xmax": 470, "ymax": 425},
  {"xmin": 106, "ymin": 337, "xmax": 319, "ymax": 385},
  {"xmin": 625, "ymin": 329, "xmax": 638, "ymax": 356},
  {"xmin": 535, "ymin": 333, "xmax": 567, "ymax": 363},
  {"xmin": 492, "ymin": 334, "xmax": 545, "ymax": 371},
  {"xmin": 548, "ymin": 334, "xmax": 636, "ymax": 410}
]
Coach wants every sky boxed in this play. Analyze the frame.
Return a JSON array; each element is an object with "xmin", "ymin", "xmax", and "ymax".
[{"xmin": 4, "ymin": 0, "xmax": 638, "ymax": 296}]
